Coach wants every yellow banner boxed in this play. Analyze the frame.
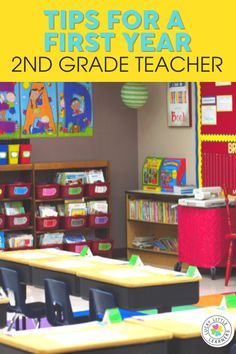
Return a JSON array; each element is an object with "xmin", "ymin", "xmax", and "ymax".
[{"xmin": 0, "ymin": 0, "xmax": 235, "ymax": 81}]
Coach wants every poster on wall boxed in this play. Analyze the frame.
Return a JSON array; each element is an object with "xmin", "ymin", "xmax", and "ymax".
[
  {"xmin": 57, "ymin": 82, "xmax": 93, "ymax": 137},
  {"xmin": 167, "ymin": 82, "xmax": 192, "ymax": 127},
  {"xmin": 20, "ymin": 82, "xmax": 57, "ymax": 138},
  {"xmin": 0, "ymin": 82, "xmax": 20, "ymax": 138}
]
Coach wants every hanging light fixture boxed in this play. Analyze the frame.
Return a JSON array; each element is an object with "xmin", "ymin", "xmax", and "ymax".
[{"xmin": 121, "ymin": 83, "xmax": 149, "ymax": 109}]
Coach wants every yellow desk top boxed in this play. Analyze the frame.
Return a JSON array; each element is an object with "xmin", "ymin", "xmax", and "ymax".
[
  {"xmin": 0, "ymin": 321, "xmax": 172, "ymax": 354},
  {"xmin": 29, "ymin": 254, "xmax": 128, "ymax": 274},
  {"xmin": 29, "ymin": 255, "xmax": 102, "ymax": 275},
  {"xmin": 0, "ymin": 249, "xmax": 72, "ymax": 265},
  {"xmin": 0, "ymin": 297, "xmax": 9, "ymax": 305},
  {"xmin": 76, "ymin": 264, "xmax": 201, "ymax": 288},
  {"xmin": 126, "ymin": 307, "xmax": 236, "ymax": 339}
]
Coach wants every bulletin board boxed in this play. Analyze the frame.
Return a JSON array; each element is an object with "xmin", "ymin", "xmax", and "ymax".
[{"xmin": 197, "ymin": 82, "xmax": 236, "ymax": 191}]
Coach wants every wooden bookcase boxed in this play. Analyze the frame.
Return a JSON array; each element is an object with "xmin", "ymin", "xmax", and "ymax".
[
  {"xmin": 126, "ymin": 190, "xmax": 188, "ymax": 269},
  {"xmin": 0, "ymin": 160, "xmax": 111, "ymax": 250}
]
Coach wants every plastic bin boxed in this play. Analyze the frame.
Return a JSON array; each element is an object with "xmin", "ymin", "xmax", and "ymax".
[
  {"xmin": 85, "ymin": 182, "xmax": 109, "ymax": 197},
  {"xmin": 61, "ymin": 215, "xmax": 87, "ymax": 230},
  {"xmin": 7, "ymin": 183, "xmax": 31, "ymax": 198},
  {"xmin": 8, "ymin": 144, "xmax": 19, "ymax": 165},
  {"xmin": 6, "ymin": 213, "xmax": 31, "ymax": 229},
  {"xmin": 0, "ymin": 214, "xmax": 5, "ymax": 229},
  {"xmin": 87, "ymin": 214, "xmax": 110, "ymax": 228},
  {"xmin": 60, "ymin": 184, "xmax": 84, "ymax": 199},
  {"xmin": 91, "ymin": 239, "xmax": 113, "ymax": 256},
  {"xmin": 0, "ymin": 145, "xmax": 8, "ymax": 165},
  {"xmin": 64, "ymin": 241, "xmax": 92, "ymax": 253},
  {"xmin": 36, "ymin": 216, "xmax": 60, "ymax": 231},
  {"xmin": 0, "ymin": 185, "xmax": 6, "ymax": 199},
  {"xmin": 36, "ymin": 184, "xmax": 60, "ymax": 199},
  {"xmin": 19, "ymin": 144, "xmax": 32, "ymax": 164}
]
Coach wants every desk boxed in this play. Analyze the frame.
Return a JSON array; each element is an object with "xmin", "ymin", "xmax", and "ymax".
[
  {"xmin": 0, "ymin": 250, "xmax": 200, "ymax": 312},
  {"xmin": 0, "ymin": 297, "xmax": 9, "ymax": 329},
  {"xmin": 126, "ymin": 307, "xmax": 236, "ymax": 354},
  {"xmin": 77, "ymin": 264, "xmax": 200, "ymax": 312},
  {"xmin": 0, "ymin": 321, "xmax": 172, "ymax": 354},
  {"xmin": 0, "ymin": 249, "xmax": 73, "ymax": 285}
]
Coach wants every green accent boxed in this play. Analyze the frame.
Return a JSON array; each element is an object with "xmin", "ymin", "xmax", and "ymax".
[
  {"xmin": 69, "ymin": 186, "xmax": 82, "ymax": 195},
  {"xmin": 140, "ymin": 309, "xmax": 158, "ymax": 315},
  {"xmin": 186, "ymin": 266, "xmax": 197, "ymax": 277},
  {"xmin": 172, "ymin": 305, "xmax": 201, "ymax": 312},
  {"xmin": 140, "ymin": 305, "xmax": 201, "ymax": 315},
  {"xmin": 225, "ymin": 294, "xmax": 236, "ymax": 308},
  {"xmin": 98, "ymin": 243, "xmax": 111, "ymax": 251},
  {"xmin": 105, "ymin": 308, "xmax": 122, "ymax": 324},
  {"xmin": 80, "ymin": 246, "xmax": 88, "ymax": 257},
  {"xmin": 129, "ymin": 255, "xmax": 139, "ymax": 266}
]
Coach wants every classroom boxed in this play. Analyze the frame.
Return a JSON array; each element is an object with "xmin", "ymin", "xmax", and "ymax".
[{"xmin": 0, "ymin": 81, "xmax": 236, "ymax": 354}]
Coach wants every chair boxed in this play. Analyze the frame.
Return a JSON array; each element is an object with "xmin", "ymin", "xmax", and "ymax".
[
  {"xmin": 223, "ymin": 187, "xmax": 236, "ymax": 286},
  {"xmin": 88, "ymin": 288, "xmax": 144, "ymax": 321},
  {"xmin": 0, "ymin": 267, "xmax": 46, "ymax": 331},
  {"xmin": 44, "ymin": 278, "xmax": 89, "ymax": 326},
  {"xmin": 89, "ymin": 288, "xmax": 117, "ymax": 321}
]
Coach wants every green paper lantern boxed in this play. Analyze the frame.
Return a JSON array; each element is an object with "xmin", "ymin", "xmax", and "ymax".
[{"xmin": 121, "ymin": 83, "xmax": 149, "ymax": 109}]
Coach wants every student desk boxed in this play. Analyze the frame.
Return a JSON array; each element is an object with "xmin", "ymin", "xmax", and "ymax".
[
  {"xmin": 0, "ymin": 297, "xmax": 9, "ymax": 329},
  {"xmin": 0, "ymin": 321, "xmax": 172, "ymax": 354},
  {"xmin": 30, "ymin": 256, "xmax": 107, "ymax": 296},
  {"xmin": 126, "ymin": 307, "xmax": 236, "ymax": 354},
  {"xmin": 76, "ymin": 264, "xmax": 200, "ymax": 312},
  {"xmin": 0, "ymin": 250, "xmax": 200, "ymax": 312},
  {"xmin": 0, "ymin": 249, "xmax": 73, "ymax": 285}
]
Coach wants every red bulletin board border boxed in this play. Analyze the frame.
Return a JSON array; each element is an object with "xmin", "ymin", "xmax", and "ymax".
[{"xmin": 197, "ymin": 82, "xmax": 236, "ymax": 189}]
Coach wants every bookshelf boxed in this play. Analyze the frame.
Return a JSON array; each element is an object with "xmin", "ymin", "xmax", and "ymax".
[
  {"xmin": 0, "ymin": 161, "xmax": 111, "ymax": 253},
  {"xmin": 126, "ymin": 190, "xmax": 190, "ymax": 269}
]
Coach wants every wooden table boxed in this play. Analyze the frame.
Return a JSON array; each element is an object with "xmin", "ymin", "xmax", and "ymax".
[
  {"xmin": 126, "ymin": 307, "xmax": 236, "ymax": 354},
  {"xmin": 0, "ymin": 321, "xmax": 172, "ymax": 354}
]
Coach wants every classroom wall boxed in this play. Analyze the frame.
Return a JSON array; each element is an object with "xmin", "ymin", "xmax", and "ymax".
[
  {"xmin": 137, "ymin": 83, "xmax": 196, "ymax": 186},
  {"xmin": 30, "ymin": 83, "xmax": 138, "ymax": 250}
]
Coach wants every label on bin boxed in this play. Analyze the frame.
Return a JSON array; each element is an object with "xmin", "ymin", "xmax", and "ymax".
[
  {"xmin": 71, "ymin": 218, "xmax": 85, "ymax": 227},
  {"xmin": 95, "ymin": 216, "xmax": 108, "ymax": 225},
  {"xmin": 22, "ymin": 151, "xmax": 31, "ymax": 158},
  {"xmin": 95, "ymin": 186, "xmax": 107, "ymax": 194},
  {"xmin": 0, "ymin": 152, "xmax": 7, "ymax": 158},
  {"xmin": 44, "ymin": 219, "xmax": 57, "ymax": 228},
  {"xmin": 14, "ymin": 217, "xmax": 27, "ymax": 226},
  {"xmin": 98, "ymin": 243, "xmax": 111, "ymax": 251},
  {"xmin": 0, "ymin": 189, "xmax": 3, "ymax": 195},
  {"xmin": 14, "ymin": 186, "xmax": 28, "ymax": 195},
  {"xmin": 11, "ymin": 152, "xmax": 18, "ymax": 158},
  {"xmin": 69, "ymin": 187, "xmax": 82, "ymax": 195},
  {"xmin": 0, "ymin": 218, "xmax": 3, "ymax": 226},
  {"xmin": 42, "ymin": 188, "xmax": 57, "ymax": 197}
]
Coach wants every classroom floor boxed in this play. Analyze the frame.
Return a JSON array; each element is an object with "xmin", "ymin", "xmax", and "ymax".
[{"xmin": 25, "ymin": 272, "xmax": 236, "ymax": 312}]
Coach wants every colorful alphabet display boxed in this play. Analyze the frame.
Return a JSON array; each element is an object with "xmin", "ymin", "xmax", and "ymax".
[
  {"xmin": 0, "ymin": 83, "xmax": 21, "ymax": 138},
  {"xmin": 0, "ymin": 82, "xmax": 93, "ymax": 138}
]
